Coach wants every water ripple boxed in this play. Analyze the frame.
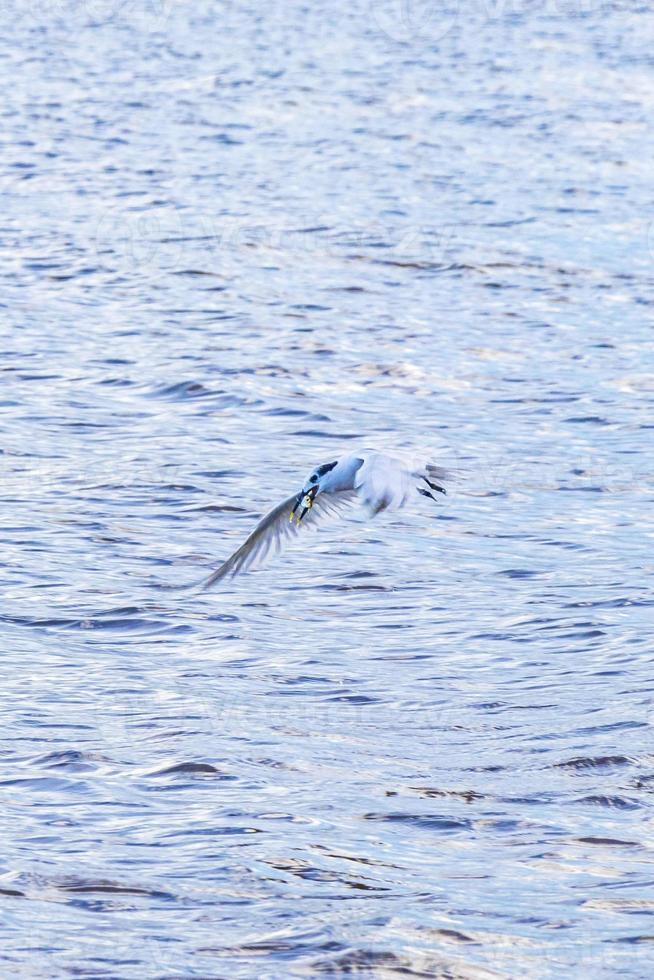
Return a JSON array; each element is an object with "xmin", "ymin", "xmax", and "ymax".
[{"xmin": 0, "ymin": 1, "xmax": 652, "ymax": 976}]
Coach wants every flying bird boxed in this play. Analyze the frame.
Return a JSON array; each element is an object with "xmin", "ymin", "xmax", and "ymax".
[{"xmin": 201, "ymin": 450, "xmax": 448, "ymax": 590}]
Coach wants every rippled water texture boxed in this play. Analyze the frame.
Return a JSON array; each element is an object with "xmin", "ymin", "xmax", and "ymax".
[{"xmin": 1, "ymin": 1, "xmax": 654, "ymax": 976}]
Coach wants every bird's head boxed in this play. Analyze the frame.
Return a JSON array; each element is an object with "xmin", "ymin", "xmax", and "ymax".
[{"xmin": 290, "ymin": 460, "xmax": 338, "ymax": 524}]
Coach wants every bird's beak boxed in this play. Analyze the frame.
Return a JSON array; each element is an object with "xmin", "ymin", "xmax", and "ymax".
[{"xmin": 290, "ymin": 485, "xmax": 318, "ymax": 524}]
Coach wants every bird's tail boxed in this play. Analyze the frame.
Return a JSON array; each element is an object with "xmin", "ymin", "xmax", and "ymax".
[{"xmin": 426, "ymin": 463, "xmax": 450, "ymax": 493}]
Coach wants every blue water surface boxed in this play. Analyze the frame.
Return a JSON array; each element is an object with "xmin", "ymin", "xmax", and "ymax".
[{"xmin": 1, "ymin": 1, "xmax": 654, "ymax": 976}]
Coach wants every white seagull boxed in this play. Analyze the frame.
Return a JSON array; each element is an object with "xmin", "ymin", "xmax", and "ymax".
[{"xmin": 201, "ymin": 450, "xmax": 448, "ymax": 589}]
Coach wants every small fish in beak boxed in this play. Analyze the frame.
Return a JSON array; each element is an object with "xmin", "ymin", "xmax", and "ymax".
[{"xmin": 290, "ymin": 484, "xmax": 318, "ymax": 524}]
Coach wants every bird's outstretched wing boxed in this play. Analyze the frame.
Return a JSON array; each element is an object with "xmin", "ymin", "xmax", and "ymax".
[
  {"xmin": 353, "ymin": 452, "xmax": 450, "ymax": 515},
  {"xmin": 201, "ymin": 489, "xmax": 359, "ymax": 589}
]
